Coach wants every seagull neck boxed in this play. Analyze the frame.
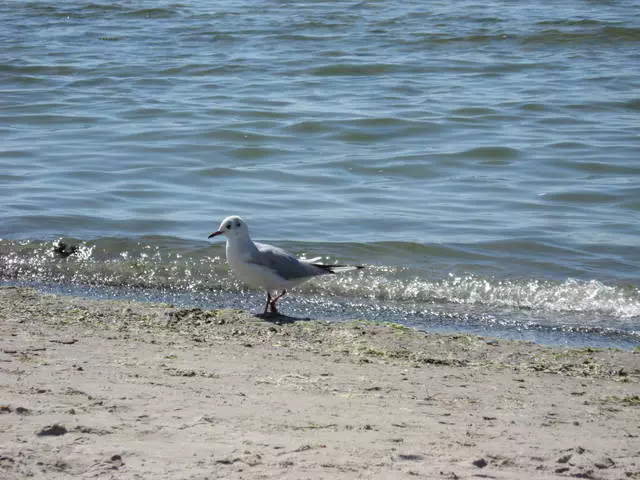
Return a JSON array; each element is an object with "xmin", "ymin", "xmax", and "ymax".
[{"xmin": 226, "ymin": 234, "xmax": 257, "ymax": 253}]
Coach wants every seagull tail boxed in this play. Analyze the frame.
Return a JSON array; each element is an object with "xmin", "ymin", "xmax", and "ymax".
[{"xmin": 313, "ymin": 264, "xmax": 364, "ymax": 274}]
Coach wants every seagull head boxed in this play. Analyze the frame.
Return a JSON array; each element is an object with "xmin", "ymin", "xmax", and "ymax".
[{"xmin": 208, "ymin": 215, "xmax": 249, "ymax": 241}]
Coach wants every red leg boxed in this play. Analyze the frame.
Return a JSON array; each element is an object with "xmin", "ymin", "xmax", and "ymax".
[{"xmin": 269, "ymin": 289, "xmax": 287, "ymax": 314}]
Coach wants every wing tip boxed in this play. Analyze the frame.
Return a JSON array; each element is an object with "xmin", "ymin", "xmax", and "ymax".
[{"xmin": 314, "ymin": 264, "xmax": 364, "ymax": 274}]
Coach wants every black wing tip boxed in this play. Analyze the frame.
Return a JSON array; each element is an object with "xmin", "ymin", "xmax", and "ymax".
[
  {"xmin": 312, "ymin": 264, "xmax": 333, "ymax": 273},
  {"xmin": 313, "ymin": 264, "xmax": 365, "ymax": 273}
]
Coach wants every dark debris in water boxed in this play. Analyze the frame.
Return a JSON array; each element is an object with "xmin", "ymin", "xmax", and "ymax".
[{"xmin": 53, "ymin": 242, "xmax": 78, "ymax": 258}]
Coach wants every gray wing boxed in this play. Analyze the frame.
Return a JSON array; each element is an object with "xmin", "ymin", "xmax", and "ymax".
[{"xmin": 250, "ymin": 242, "xmax": 329, "ymax": 280}]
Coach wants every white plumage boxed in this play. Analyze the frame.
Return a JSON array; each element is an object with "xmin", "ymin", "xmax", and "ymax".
[{"xmin": 209, "ymin": 215, "xmax": 362, "ymax": 314}]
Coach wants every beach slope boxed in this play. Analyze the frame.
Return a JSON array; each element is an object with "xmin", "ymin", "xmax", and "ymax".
[{"xmin": 1, "ymin": 286, "xmax": 638, "ymax": 479}]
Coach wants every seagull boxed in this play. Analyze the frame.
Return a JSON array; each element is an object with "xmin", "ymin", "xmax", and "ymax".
[{"xmin": 208, "ymin": 215, "xmax": 363, "ymax": 315}]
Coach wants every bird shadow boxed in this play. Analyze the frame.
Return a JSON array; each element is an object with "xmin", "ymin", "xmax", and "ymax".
[{"xmin": 254, "ymin": 312, "xmax": 311, "ymax": 324}]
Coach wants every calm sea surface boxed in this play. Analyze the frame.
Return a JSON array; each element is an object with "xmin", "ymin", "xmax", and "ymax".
[{"xmin": 1, "ymin": 0, "xmax": 639, "ymax": 348}]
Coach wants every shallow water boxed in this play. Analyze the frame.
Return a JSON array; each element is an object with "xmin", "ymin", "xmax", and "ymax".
[{"xmin": 1, "ymin": 0, "xmax": 639, "ymax": 348}]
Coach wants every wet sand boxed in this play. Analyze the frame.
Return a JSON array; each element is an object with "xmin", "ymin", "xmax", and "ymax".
[{"xmin": 1, "ymin": 286, "xmax": 639, "ymax": 479}]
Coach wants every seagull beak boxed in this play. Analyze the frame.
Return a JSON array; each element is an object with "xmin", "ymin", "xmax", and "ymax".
[{"xmin": 208, "ymin": 231, "xmax": 223, "ymax": 239}]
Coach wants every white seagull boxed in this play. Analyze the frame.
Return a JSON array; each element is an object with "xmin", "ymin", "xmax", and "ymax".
[{"xmin": 208, "ymin": 215, "xmax": 363, "ymax": 315}]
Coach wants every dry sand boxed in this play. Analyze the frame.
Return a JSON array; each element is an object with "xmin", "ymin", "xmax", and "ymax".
[{"xmin": 1, "ymin": 286, "xmax": 639, "ymax": 479}]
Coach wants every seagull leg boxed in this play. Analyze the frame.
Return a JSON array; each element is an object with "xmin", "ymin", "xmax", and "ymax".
[
  {"xmin": 269, "ymin": 289, "xmax": 287, "ymax": 314},
  {"xmin": 264, "ymin": 292, "xmax": 272, "ymax": 315}
]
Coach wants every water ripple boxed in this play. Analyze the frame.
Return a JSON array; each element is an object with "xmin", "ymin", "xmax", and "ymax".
[{"xmin": 1, "ymin": 0, "xmax": 639, "ymax": 347}]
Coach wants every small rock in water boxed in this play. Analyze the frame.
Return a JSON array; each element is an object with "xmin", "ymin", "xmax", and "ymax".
[{"xmin": 53, "ymin": 242, "xmax": 78, "ymax": 258}]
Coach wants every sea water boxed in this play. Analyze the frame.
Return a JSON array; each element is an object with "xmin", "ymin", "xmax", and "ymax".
[{"xmin": 1, "ymin": 0, "xmax": 639, "ymax": 348}]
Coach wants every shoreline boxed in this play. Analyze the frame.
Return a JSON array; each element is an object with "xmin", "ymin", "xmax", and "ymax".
[
  {"xmin": 1, "ymin": 286, "xmax": 639, "ymax": 479},
  {"xmin": 4, "ymin": 280, "xmax": 638, "ymax": 351}
]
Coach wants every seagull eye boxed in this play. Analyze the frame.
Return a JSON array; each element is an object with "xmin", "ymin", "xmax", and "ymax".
[{"xmin": 225, "ymin": 223, "xmax": 232, "ymax": 229}]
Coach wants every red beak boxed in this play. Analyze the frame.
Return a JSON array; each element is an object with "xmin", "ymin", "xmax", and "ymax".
[{"xmin": 208, "ymin": 231, "xmax": 223, "ymax": 239}]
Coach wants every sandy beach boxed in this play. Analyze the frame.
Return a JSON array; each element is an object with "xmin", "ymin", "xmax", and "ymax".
[{"xmin": 1, "ymin": 286, "xmax": 638, "ymax": 479}]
